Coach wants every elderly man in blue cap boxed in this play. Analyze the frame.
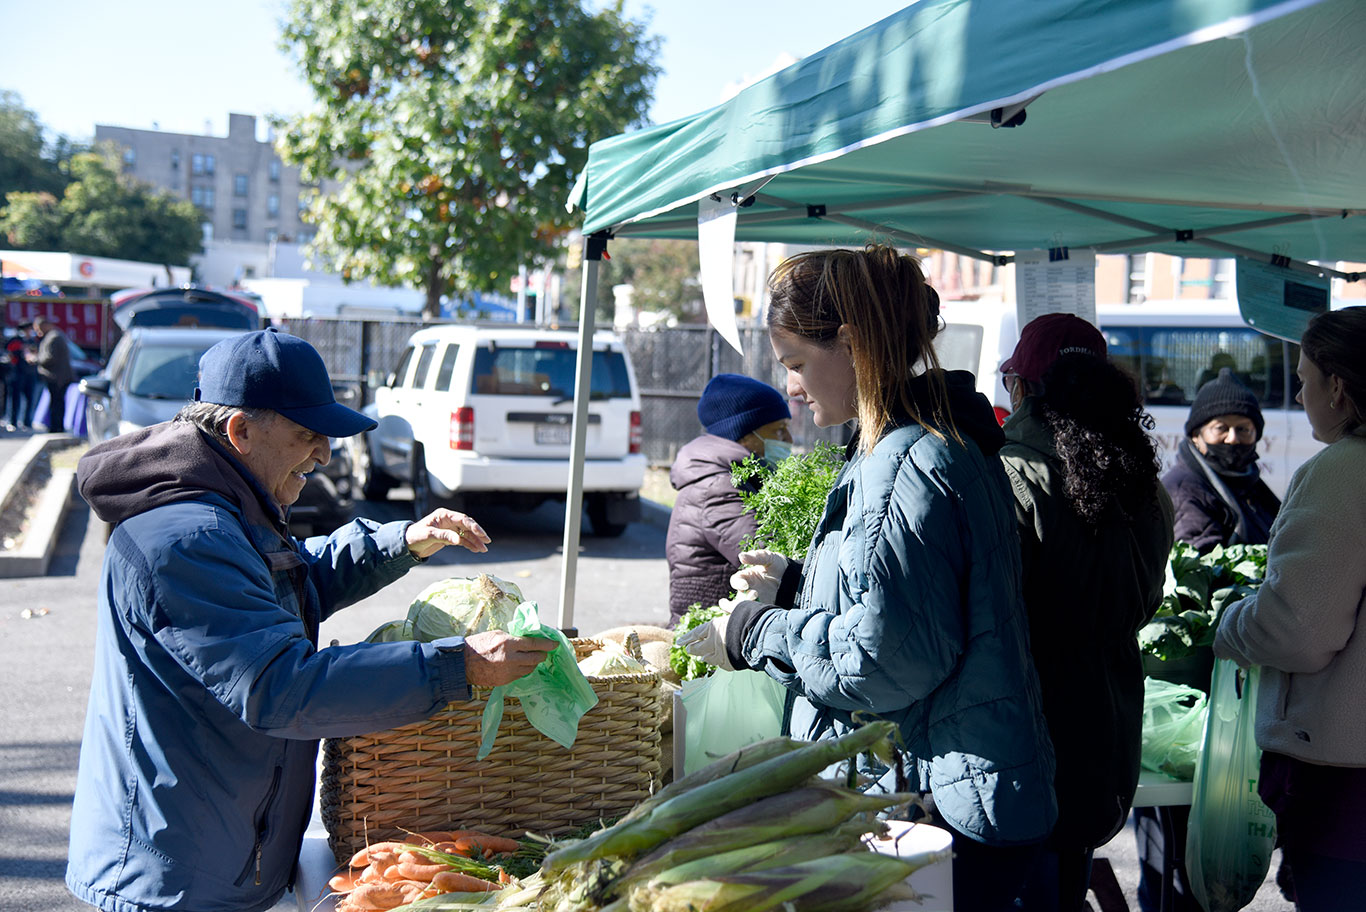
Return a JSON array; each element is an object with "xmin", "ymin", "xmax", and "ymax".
[{"xmin": 67, "ymin": 330, "xmax": 554, "ymax": 912}]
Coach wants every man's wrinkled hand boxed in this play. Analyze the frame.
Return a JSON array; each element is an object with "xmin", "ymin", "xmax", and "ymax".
[
  {"xmin": 730, "ymin": 549, "xmax": 790, "ymax": 604},
  {"xmin": 676, "ymin": 616, "xmax": 734, "ymax": 671},
  {"xmin": 462, "ymin": 631, "xmax": 556, "ymax": 687},
  {"xmin": 406, "ymin": 508, "xmax": 491, "ymax": 558}
]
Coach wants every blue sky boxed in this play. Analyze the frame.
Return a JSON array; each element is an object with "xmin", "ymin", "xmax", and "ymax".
[{"xmin": 3, "ymin": 0, "xmax": 907, "ymax": 142}]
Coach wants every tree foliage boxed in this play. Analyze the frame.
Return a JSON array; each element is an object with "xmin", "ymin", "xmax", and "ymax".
[
  {"xmin": 276, "ymin": 0, "xmax": 660, "ymax": 318},
  {"xmin": 0, "ymin": 91, "xmax": 70, "ymax": 202},
  {"xmin": 1, "ymin": 147, "xmax": 203, "ymax": 265}
]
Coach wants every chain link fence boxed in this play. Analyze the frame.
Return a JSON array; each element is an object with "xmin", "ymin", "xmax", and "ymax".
[{"xmin": 280, "ymin": 317, "xmax": 850, "ymax": 467}]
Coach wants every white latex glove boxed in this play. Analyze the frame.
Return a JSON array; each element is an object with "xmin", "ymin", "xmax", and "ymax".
[
  {"xmin": 676, "ymin": 616, "xmax": 734, "ymax": 671},
  {"xmin": 730, "ymin": 549, "xmax": 790, "ymax": 605}
]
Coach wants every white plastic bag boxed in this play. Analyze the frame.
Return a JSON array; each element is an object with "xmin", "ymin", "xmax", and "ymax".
[{"xmin": 679, "ymin": 669, "xmax": 786, "ymax": 775}]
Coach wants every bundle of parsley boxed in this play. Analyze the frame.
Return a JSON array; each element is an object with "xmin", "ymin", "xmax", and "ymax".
[
  {"xmin": 668, "ymin": 442, "xmax": 846, "ymax": 681},
  {"xmin": 731, "ymin": 441, "xmax": 846, "ymax": 561}
]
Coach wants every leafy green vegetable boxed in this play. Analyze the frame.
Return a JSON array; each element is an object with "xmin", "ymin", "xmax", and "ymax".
[
  {"xmin": 1139, "ymin": 542, "xmax": 1268, "ymax": 661},
  {"xmin": 731, "ymin": 442, "xmax": 845, "ymax": 561},
  {"xmin": 670, "ymin": 603, "xmax": 725, "ymax": 681}
]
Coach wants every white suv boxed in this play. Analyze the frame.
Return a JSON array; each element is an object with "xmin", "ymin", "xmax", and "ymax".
[{"xmin": 352, "ymin": 325, "xmax": 646, "ymax": 536}]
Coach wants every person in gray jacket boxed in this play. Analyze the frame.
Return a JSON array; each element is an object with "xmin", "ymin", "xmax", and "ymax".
[
  {"xmin": 1215, "ymin": 306, "xmax": 1366, "ymax": 909},
  {"xmin": 680, "ymin": 245, "xmax": 1057, "ymax": 912},
  {"xmin": 34, "ymin": 317, "xmax": 73, "ymax": 432},
  {"xmin": 66, "ymin": 330, "xmax": 554, "ymax": 912},
  {"xmin": 665, "ymin": 373, "xmax": 792, "ymax": 625}
]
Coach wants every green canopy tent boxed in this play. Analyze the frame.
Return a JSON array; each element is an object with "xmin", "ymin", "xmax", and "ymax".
[{"xmin": 552, "ymin": 0, "xmax": 1366, "ymax": 629}]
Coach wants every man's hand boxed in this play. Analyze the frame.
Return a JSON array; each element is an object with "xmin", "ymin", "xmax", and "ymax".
[
  {"xmin": 462, "ymin": 631, "xmax": 557, "ymax": 687},
  {"xmin": 730, "ymin": 549, "xmax": 790, "ymax": 604},
  {"xmin": 406, "ymin": 509, "xmax": 491, "ymax": 558}
]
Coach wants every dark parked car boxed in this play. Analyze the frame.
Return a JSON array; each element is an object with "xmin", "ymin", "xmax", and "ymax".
[
  {"xmin": 110, "ymin": 286, "xmax": 261, "ymax": 332},
  {"xmin": 79, "ymin": 327, "xmax": 353, "ymax": 535}
]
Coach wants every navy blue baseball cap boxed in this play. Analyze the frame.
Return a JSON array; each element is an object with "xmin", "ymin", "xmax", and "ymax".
[{"xmin": 195, "ymin": 329, "xmax": 376, "ymax": 438}]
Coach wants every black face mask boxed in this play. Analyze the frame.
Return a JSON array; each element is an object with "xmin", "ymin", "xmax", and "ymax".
[{"xmin": 1203, "ymin": 442, "xmax": 1259, "ymax": 475}]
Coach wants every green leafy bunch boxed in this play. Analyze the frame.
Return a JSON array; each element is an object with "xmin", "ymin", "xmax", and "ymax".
[
  {"xmin": 1139, "ymin": 542, "xmax": 1269, "ymax": 661},
  {"xmin": 731, "ymin": 442, "xmax": 845, "ymax": 561},
  {"xmin": 669, "ymin": 603, "xmax": 725, "ymax": 681}
]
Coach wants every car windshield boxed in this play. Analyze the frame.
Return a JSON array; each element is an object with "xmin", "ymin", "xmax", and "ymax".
[
  {"xmin": 470, "ymin": 346, "xmax": 632, "ymax": 399},
  {"xmin": 127, "ymin": 343, "xmax": 213, "ymax": 399}
]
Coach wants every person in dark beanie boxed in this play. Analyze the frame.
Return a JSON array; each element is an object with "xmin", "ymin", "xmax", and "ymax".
[
  {"xmin": 66, "ymin": 329, "xmax": 554, "ymax": 912},
  {"xmin": 665, "ymin": 373, "xmax": 792, "ymax": 626},
  {"xmin": 1164, "ymin": 366, "xmax": 1281, "ymax": 553},
  {"xmin": 1134, "ymin": 365, "xmax": 1285, "ymax": 912}
]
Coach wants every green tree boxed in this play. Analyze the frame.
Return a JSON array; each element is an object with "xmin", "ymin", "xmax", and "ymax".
[
  {"xmin": 1, "ymin": 147, "xmax": 202, "ymax": 264},
  {"xmin": 0, "ymin": 91, "xmax": 75, "ymax": 201},
  {"xmin": 566, "ymin": 237, "xmax": 703, "ymax": 323},
  {"xmin": 276, "ymin": 0, "xmax": 660, "ymax": 318}
]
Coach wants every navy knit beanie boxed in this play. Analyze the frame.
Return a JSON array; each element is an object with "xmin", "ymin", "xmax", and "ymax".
[
  {"xmin": 697, "ymin": 373, "xmax": 791, "ymax": 441},
  {"xmin": 1184, "ymin": 367, "xmax": 1265, "ymax": 439}
]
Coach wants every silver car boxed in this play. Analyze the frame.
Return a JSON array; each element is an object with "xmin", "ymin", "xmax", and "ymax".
[{"xmin": 79, "ymin": 327, "xmax": 354, "ymax": 534}]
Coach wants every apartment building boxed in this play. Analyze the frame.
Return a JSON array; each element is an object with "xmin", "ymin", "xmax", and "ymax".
[{"xmin": 95, "ymin": 113, "xmax": 316, "ymax": 246}]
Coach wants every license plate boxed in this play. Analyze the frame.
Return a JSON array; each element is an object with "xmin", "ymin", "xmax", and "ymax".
[{"xmin": 534, "ymin": 423, "xmax": 571, "ymax": 445}]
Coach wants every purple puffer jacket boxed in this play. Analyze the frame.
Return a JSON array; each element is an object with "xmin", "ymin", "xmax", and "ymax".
[{"xmin": 665, "ymin": 434, "xmax": 761, "ymax": 625}]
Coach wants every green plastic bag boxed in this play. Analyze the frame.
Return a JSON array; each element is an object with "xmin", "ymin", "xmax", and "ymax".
[
  {"xmin": 679, "ymin": 668, "xmax": 786, "ymax": 775},
  {"xmin": 1140, "ymin": 677, "xmax": 1208, "ymax": 781},
  {"xmin": 476, "ymin": 602, "xmax": 599, "ymax": 760},
  {"xmin": 1185, "ymin": 659, "xmax": 1277, "ymax": 912}
]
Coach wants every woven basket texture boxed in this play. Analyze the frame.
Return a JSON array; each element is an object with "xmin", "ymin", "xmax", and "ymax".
[{"xmin": 320, "ymin": 637, "xmax": 664, "ymax": 865}]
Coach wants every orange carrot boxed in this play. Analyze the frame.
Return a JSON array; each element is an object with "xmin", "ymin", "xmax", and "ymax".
[
  {"xmin": 345, "ymin": 882, "xmax": 409, "ymax": 910},
  {"xmin": 348, "ymin": 842, "xmax": 406, "ymax": 868},
  {"xmin": 430, "ymin": 870, "xmax": 502, "ymax": 893},
  {"xmin": 329, "ymin": 869, "xmax": 363, "ymax": 893},
  {"xmin": 452, "ymin": 834, "xmax": 522, "ymax": 857},
  {"xmin": 395, "ymin": 860, "xmax": 449, "ymax": 882}
]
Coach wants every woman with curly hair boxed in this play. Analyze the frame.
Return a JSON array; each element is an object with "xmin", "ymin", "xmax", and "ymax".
[{"xmin": 997, "ymin": 313, "xmax": 1175, "ymax": 911}]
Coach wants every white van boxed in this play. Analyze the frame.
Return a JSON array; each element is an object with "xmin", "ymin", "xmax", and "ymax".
[
  {"xmin": 354, "ymin": 325, "xmax": 646, "ymax": 535},
  {"xmin": 935, "ymin": 300, "xmax": 1320, "ymax": 497}
]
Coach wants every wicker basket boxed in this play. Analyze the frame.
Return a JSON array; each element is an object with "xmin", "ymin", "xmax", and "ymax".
[{"xmin": 319, "ymin": 636, "xmax": 664, "ymax": 865}]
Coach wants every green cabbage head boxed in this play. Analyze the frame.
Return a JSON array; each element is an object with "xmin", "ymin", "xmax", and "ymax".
[{"xmin": 404, "ymin": 573, "xmax": 525, "ymax": 641}]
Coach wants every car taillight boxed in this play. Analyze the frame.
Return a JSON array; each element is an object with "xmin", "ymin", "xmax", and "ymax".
[
  {"xmin": 450, "ymin": 407, "xmax": 474, "ymax": 450},
  {"xmin": 629, "ymin": 410, "xmax": 642, "ymax": 454},
  {"xmin": 993, "ymin": 405, "xmax": 1011, "ymax": 427}
]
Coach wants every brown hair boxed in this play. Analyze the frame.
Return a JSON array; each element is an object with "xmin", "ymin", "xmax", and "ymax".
[
  {"xmin": 766, "ymin": 244, "xmax": 953, "ymax": 453},
  {"xmin": 1301, "ymin": 305, "xmax": 1366, "ymax": 433}
]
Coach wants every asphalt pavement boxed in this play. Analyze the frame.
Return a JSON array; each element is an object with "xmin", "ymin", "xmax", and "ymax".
[{"xmin": 0, "ymin": 429, "xmax": 1295, "ymax": 912}]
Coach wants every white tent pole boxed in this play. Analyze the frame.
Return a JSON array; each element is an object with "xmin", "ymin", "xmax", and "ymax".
[{"xmin": 557, "ymin": 232, "xmax": 608, "ymax": 635}]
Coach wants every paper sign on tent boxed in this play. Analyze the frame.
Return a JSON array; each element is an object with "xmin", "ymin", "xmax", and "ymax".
[{"xmin": 698, "ymin": 195, "xmax": 744, "ymax": 355}]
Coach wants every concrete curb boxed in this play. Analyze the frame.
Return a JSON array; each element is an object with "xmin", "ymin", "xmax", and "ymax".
[{"xmin": 0, "ymin": 434, "xmax": 80, "ymax": 579}]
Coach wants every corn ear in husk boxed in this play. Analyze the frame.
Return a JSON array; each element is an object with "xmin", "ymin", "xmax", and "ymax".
[
  {"xmin": 617, "ymin": 783, "xmax": 911, "ymax": 887},
  {"xmin": 643, "ymin": 819, "xmax": 874, "ymax": 886},
  {"xmin": 542, "ymin": 721, "xmax": 898, "ymax": 873},
  {"xmin": 617, "ymin": 733, "xmax": 807, "ymax": 824},
  {"xmin": 625, "ymin": 851, "xmax": 926, "ymax": 912}
]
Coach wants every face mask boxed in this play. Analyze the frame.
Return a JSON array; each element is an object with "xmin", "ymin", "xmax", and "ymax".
[
  {"xmin": 761, "ymin": 438, "xmax": 793, "ymax": 464},
  {"xmin": 1203, "ymin": 442, "xmax": 1259, "ymax": 475}
]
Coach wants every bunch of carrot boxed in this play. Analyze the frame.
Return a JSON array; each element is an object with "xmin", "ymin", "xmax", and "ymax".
[{"xmin": 328, "ymin": 830, "xmax": 522, "ymax": 911}]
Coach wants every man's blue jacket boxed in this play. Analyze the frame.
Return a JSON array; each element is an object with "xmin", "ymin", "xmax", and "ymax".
[{"xmin": 67, "ymin": 422, "xmax": 470, "ymax": 912}]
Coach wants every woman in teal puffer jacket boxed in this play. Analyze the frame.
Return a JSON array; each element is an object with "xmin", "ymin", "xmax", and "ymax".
[{"xmin": 682, "ymin": 245, "xmax": 1057, "ymax": 911}]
